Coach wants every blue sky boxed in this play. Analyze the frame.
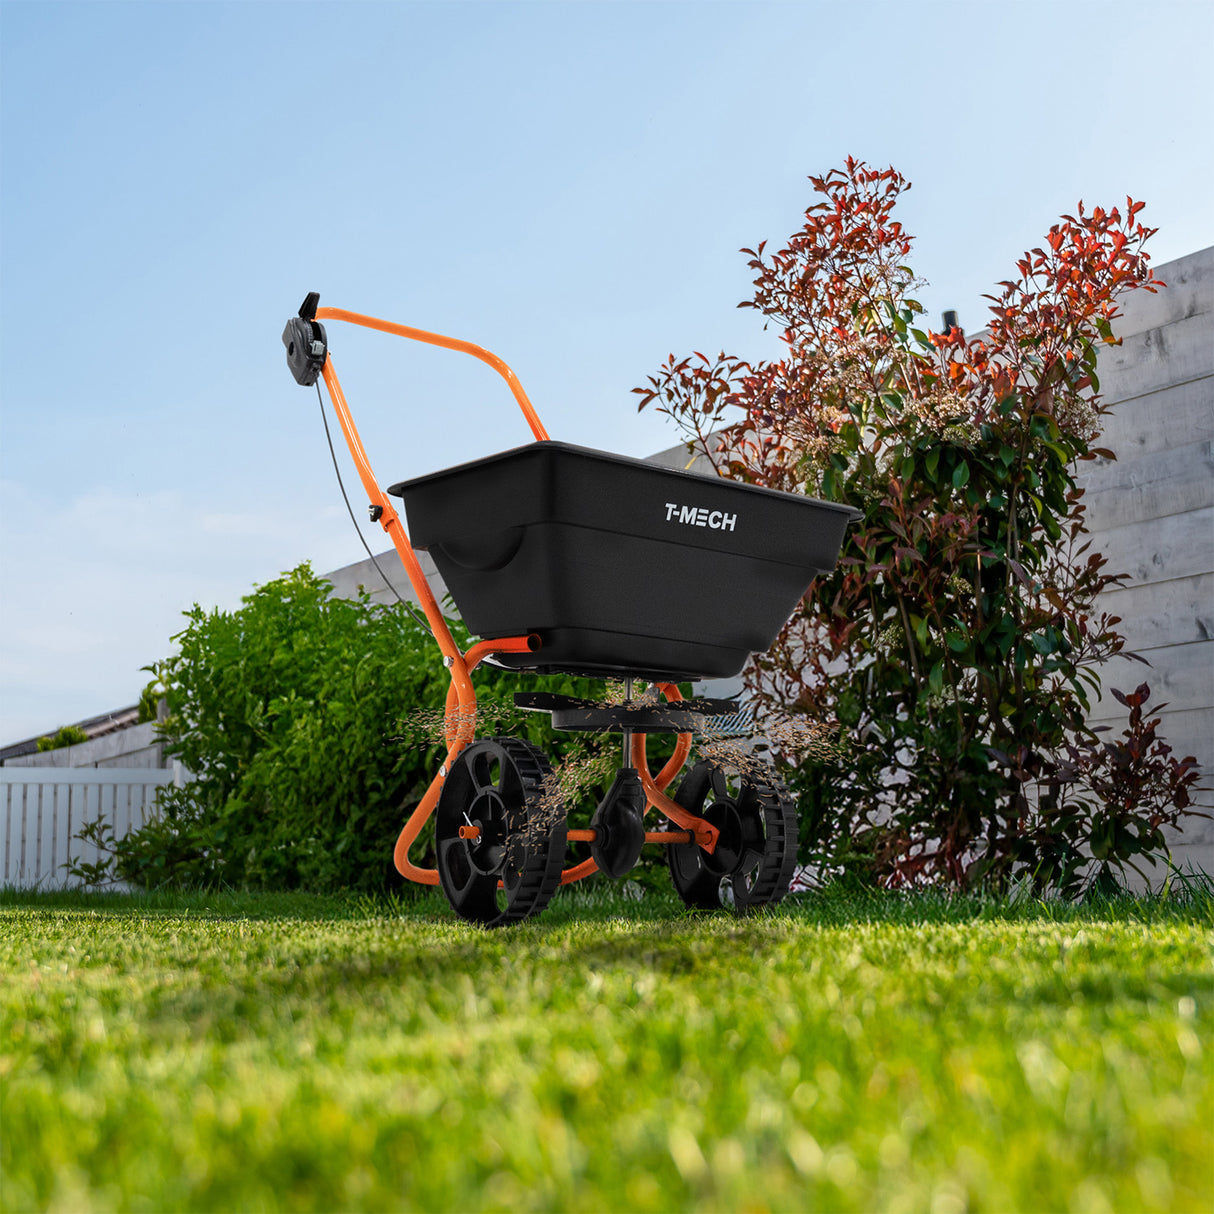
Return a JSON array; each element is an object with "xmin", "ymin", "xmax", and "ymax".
[{"xmin": 2, "ymin": 0, "xmax": 1211, "ymax": 742}]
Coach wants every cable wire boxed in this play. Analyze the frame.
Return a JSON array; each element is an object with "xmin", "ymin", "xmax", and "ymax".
[{"xmin": 315, "ymin": 381, "xmax": 430, "ymax": 631}]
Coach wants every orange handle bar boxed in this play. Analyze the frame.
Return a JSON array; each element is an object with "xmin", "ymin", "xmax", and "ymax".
[
  {"xmin": 314, "ymin": 306, "xmax": 550, "ymax": 442},
  {"xmin": 311, "ymin": 303, "xmax": 552, "ymax": 886}
]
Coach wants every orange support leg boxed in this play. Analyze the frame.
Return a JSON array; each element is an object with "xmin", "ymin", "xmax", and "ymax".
[{"xmin": 393, "ymin": 633, "xmax": 541, "ymax": 885}]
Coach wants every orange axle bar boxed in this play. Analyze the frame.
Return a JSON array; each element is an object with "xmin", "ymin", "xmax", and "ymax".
[{"xmin": 566, "ymin": 829, "xmax": 695, "ymax": 845}]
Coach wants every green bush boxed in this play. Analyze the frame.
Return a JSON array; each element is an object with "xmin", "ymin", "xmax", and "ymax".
[
  {"xmin": 136, "ymin": 678, "xmax": 161, "ymax": 724},
  {"xmin": 638, "ymin": 160, "xmax": 1207, "ymax": 894},
  {"xmin": 117, "ymin": 565, "xmax": 450, "ymax": 890},
  {"xmin": 81, "ymin": 563, "xmax": 674, "ymax": 893},
  {"xmin": 36, "ymin": 725, "xmax": 89, "ymax": 752}
]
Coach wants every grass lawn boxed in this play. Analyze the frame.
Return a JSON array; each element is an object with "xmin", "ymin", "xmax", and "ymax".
[{"xmin": 1, "ymin": 882, "xmax": 1211, "ymax": 1213}]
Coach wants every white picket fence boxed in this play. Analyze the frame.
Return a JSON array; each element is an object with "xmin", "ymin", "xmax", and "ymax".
[{"xmin": 0, "ymin": 767, "xmax": 182, "ymax": 890}]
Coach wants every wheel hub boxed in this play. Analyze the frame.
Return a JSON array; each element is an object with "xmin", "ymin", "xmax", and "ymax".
[
  {"xmin": 466, "ymin": 790, "xmax": 508, "ymax": 875},
  {"xmin": 701, "ymin": 800, "xmax": 745, "ymax": 876}
]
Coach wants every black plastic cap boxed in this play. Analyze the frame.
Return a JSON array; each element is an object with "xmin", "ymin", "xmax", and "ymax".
[{"xmin": 282, "ymin": 315, "xmax": 328, "ymax": 386}]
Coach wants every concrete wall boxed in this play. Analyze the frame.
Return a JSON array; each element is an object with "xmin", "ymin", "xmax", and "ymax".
[
  {"xmin": 324, "ymin": 545, "xmax": 450, "ymax": 611},
  {"xmin": 1077, "ymin": 245, "xmax": 1214, "ymax": 879},
  {"xmin": 4, "ymin": 722, "xmax": 165, "ymax": 770}
]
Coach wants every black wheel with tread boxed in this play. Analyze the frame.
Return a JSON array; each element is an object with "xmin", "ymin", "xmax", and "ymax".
[
  {"xmin": 667, "ymin": 758, "xmax": 798, "ymax": 912},
  {"xmin": 435, "ymin": 737, "xmax": 567, "ymax": 927}
]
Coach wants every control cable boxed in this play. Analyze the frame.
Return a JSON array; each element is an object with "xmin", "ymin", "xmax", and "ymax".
[{"xmin": 315, "ymin": 381, "xmax": 430, "ymax": 631}]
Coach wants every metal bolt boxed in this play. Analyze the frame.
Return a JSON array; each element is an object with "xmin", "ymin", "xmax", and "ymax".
[
  {"xmin": 439, "ymin": 765, "xmax": 448, "ymax": 777},
  {"xmin": 443, "ymin": 656, "xmax": 454, "ymax": 668}
]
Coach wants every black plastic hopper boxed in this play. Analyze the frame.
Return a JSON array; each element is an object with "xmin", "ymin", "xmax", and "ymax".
[{"xmin": 388, "ymin": 440, "xmax": 859, "ymax": 681}]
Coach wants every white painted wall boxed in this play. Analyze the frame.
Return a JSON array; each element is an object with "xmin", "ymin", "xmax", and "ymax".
[{"xmin": 1077, "ymin": 245, "xmax": 1214, "ymax": 880}]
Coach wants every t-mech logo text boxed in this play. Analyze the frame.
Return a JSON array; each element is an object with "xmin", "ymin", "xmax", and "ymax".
[{"xmin": 664, "ymin": 502, "xmax": 738, "ymax": 532}]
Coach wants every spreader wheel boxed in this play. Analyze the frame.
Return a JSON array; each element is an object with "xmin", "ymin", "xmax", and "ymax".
[
  {"xmin": 667, "ymin": 759, "xmax": 798, "ymax": 913},
  {"xmin": 435, "ymin": 737, "xmax": 567, "ymax": 928}
]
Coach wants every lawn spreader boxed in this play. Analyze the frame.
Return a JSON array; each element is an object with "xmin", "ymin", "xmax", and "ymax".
[{"xmin": 282, "ymin": 294, "xmax": 859, "ymax": 926}]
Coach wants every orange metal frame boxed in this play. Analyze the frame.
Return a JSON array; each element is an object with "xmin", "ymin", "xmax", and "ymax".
[{"xmin": 312, "ymin": 306, "xmax": 716, "ymax": 888}]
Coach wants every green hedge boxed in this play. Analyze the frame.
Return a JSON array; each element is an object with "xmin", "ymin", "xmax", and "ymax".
[{"xmin": 89, "ymin": 564, "xmax": 649, "ymax": 892}]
